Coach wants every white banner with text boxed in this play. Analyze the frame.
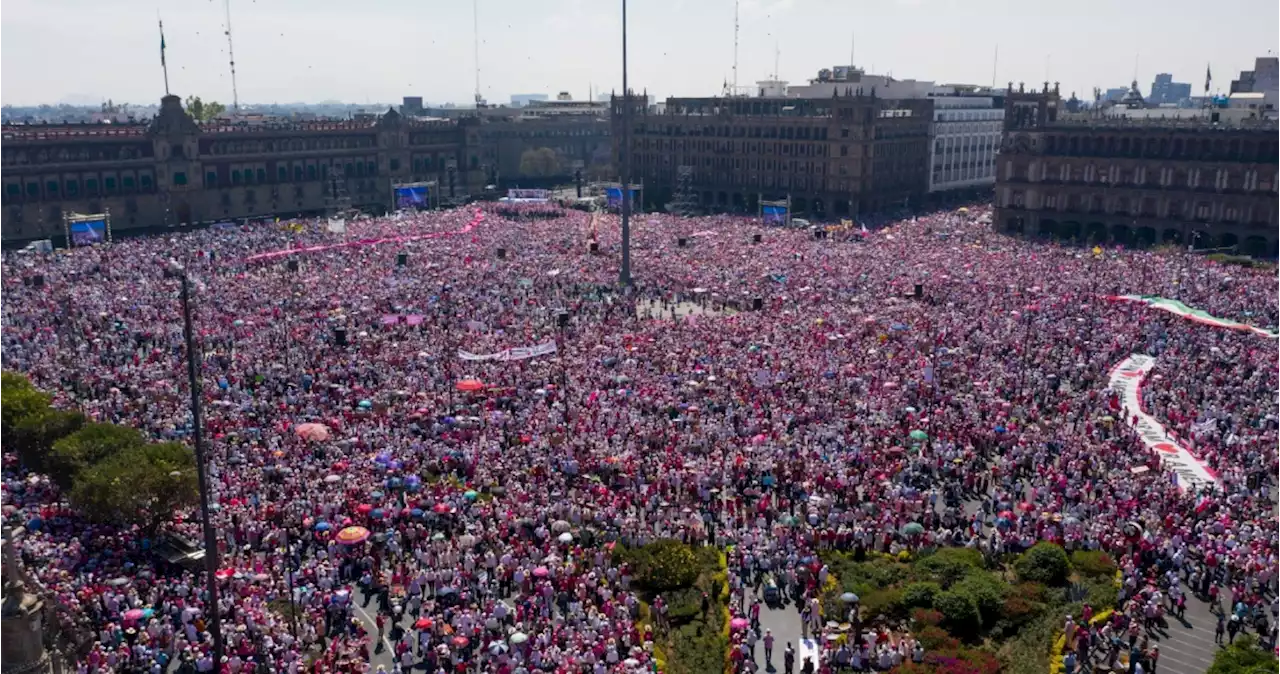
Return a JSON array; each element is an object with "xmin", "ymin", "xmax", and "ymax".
[
  {"xmin": 458, "ymin": 340, "xmax": 558, "ymax": 362},
  {"xmin": 1108, "ymin": 354, "xmax": 1220, "ymax": 493}
]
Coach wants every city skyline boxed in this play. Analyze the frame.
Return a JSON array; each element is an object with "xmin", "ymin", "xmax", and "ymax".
[{"xmin": 2, "ymin": 0, "xmax": 1276, "ymax": 108}]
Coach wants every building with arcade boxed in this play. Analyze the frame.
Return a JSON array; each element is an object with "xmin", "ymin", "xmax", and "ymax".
[
  {"xmin": 993, "ymin": 84, "xmax": 1279, "ymax": 256},
  {"xmin": 0, "ymin": 95, "xmax": 486, "ymax": 244}
]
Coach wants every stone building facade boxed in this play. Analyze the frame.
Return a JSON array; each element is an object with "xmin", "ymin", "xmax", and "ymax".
[
  {"xmin": 1, "ymin": 95, "xmax": 486, "ymax": 244},
  {"xmin": 994, "ymin": 87, "xmax": 1279, "ymax": 256},
  {"xmin": 611, "ymin": 92, "xmax": 932, "ymax": 217}
]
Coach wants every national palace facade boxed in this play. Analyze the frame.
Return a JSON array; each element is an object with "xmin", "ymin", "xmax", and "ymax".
[
  {"xmin": 994, "ymin": 87, "xmax": 1279, "ymax": 256},
  {"xmin": 0, "ymin": 95, "xmax": 612, "ymax": 244}
]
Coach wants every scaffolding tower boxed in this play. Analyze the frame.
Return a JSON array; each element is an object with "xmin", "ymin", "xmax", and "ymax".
[{"xmin": 666, "ymin": 165, "xmax": 698, "ymax": 216}]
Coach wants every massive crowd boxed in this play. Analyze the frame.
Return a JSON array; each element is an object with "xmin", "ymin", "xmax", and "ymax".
[{"xmin": 1, "ymin": 201, "xmax": 1276, "ymax": 674}]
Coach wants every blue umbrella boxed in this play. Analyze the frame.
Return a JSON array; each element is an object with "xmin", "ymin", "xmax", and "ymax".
[
  {"xmin": 359, "ymin": 400, "xmax": 372, "ymax": 409},
  {"xmin": 890, "ymin": 322, "xmax": 908, "ymax": 331},
  {"xmin": 840, "ymin": 592, "xmax": 859, "ymax": 603},
  {"xmin": 26, "ymin": 517, "xmax": 42, "ymax": 531},
  {"xmin": 387, "ymin": 477, "xmax": 403, "ymax": 489},
  {"xmin": 371, "ymin": 491, "xmax": 384, "ymax": 500},
  {"xmin": 994, "ymin": 426, "xmax": 1008, "ymax": 434},
  {"xmin": 411, "ymin": 508, "xmax": 425, "ymax": 518},
  {"xmin": 761, "ymin": 475, "xmax": 775, "ymax": 487},
  {"xmin": 314, "ymin": 521, "xmax": 331, "ymax": 532},
  {"xmin": 371, "ymin": 508, "xmax": 385, "ymax": 519}
]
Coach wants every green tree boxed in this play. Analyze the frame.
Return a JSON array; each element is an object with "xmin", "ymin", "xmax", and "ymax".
[
  {"xmin": 69, "ymin": 441, "xmax": 199, "ymax": 536},
  {"xmin": 13, "ymin": 408, "xmax": 86, "ymax": 473},
  {"xmin": 952, "ymin": 571, "xmax": 1008, "ymax": 627},
  {"xmin": 49, "ymin": 423, "xmax": 146, "ymax": 489},
  {"xmin": 1015, "ymin": 542, "xmax": 1071, "ymax": 586},
  {"xmin": 0, "ymin": 370, "xmax": 33, "ymax": 393},
  {"xmin": 183, "ymin": 96, "xmax": 227, "ymax": 123},
  {"xmin": 903, "ymin": 581, "xmax": 942, "ymax": 610},
  {"xmin": 1207, "ymin": 635, "xmax": 1275, "ymax": 674},
  {"xmin": 518, "ymin": 147, "xmax": 561, "ymax": 177},
  {"xmin": 915, "ymin": 547, "xmax": 984, "ymax": 588},
  {"xmin": 620, "ymin": 539, "xmax": 699, "ymax": 591},
  {"xmin": 933, "ymin": 590, "xmax": 982, "ymax": 638},
  {"xmin": 2, "ymin": 371, "xmax": 53, "ymax": 452}
]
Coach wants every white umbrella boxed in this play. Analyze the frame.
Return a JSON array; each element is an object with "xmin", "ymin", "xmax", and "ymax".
[
  {"xmin": 509, "ymin": 632, "xmax": 529, "ymax": 645},
  {"xmin": 557, "ymin": 532, "xmax": 573, "ymax": 544}
]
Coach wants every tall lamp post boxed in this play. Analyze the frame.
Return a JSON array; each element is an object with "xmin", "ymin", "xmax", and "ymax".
[
  {"xmin": 619, "ymin": 0, "xmax": 632, "ymax": 286},
  {"xmin": 167, "ymin": 261, "xmax": 224, "ymax": 669}
]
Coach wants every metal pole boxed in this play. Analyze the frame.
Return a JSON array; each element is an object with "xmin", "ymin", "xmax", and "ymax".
[
  {"xmin": 619, "ymin": 0, "xmax": 632, "ymax": 286},
  {"xmin": 283, "ymin": 525, "xmax": 298, "ymax": 639},
  {"xmin": 179, "ymin": 273, "xmax": 224, "ymax": 668}
]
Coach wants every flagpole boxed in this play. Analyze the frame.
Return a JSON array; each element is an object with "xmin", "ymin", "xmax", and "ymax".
[{"xmin": 159, "ymin": 17, "xmax": 171, "ymax": 96}]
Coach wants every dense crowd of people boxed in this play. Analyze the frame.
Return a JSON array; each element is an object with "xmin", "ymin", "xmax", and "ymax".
[{"xmin": 1, "ymin": 201, "xmax": 1276, "ymax": 674}]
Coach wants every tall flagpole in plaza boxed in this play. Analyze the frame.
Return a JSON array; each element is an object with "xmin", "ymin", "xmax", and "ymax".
[{"xmin": 619, "ymin": 0, "xmax": 633, "ymax": 286}]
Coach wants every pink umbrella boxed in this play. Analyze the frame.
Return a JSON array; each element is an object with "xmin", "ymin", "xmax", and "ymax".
[
  {"xmin": 532, "ymin": 566, "xmax": 550, "ymax": 578},
  {"xmin": 294, "ymin": 423, "xmax": 331, "ymax": 442},
  {"xmin": 730, "ymin": 617, "xmax": 749, "ymax": 631},
  {"xmin": 356, "ymin": 504, "xmax": 373, "ymax": 515},
  {"xmin": 123, "ymin": 609, "xmax": 145, "ymax": 621}
]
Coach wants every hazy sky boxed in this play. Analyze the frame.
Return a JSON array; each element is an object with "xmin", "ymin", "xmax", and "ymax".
[{"xmin": 2, "ymin": 0, "xmax": 1276, "ymax": 107}]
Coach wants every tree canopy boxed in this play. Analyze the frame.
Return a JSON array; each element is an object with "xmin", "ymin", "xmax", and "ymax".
[
  {"xmin": 184, "ymin": 96, "xmax": 227, "ymax": 123},
  {"xmin": 519, "ymin": 147, "xmax": 562, "ymax": 177},
  {"xmin": 69, "ymin": 441, "xmax": 199, "ymax": 536},
  {"xmin": 49, "ymin": 423, "xmax": 146, "ymax": 489},
  {"xmin": 1207, "ymin": 635, "xmax": 1276, "ymax": 674}
]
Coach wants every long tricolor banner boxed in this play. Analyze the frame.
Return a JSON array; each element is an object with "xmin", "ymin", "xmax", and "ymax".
[
  {"xmin": 1107, "ymin": 295, "xmax": 1278, "ymax": 339},
  {"xmin": 458, "ymin": 341, "xmax": 557, "ymax": 362},
  {"xmin": 1108, "ymin": 354, "xmax": 1220, "ymax": 493}
]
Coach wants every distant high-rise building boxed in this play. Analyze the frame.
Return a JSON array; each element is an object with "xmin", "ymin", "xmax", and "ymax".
[
  {"xmin": 1149, "ymin": 73, "xmax": 1192, "ymax": 106},
  {"xmin": 1229, "ymin": 56, "xmax": 1278, "ymax": 113},
  {"xmin": 1102, "ymin": 87, "xmax": 1130, "ymax": 103},
  {"xmin": 510, "ymin": 94, "xmax": 549, "ymax": 108},
  {"xmin": 402, "ymin": 96, "xmax": 424, "ymax": 114}
]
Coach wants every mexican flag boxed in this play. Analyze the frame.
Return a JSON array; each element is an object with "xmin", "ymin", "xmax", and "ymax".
[{"xmin": 1108, "ymin": 295, "xmax": 1278, "ymax": 338}]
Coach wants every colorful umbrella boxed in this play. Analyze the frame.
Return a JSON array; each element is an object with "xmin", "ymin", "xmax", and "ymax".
[
  {"xmin": 532, "ymin": 566, "xmax": 550, "ymax": 578},
  {"xmin": 335, "ymin": 526, "xmax": 371, "ymax": 545},
  {"xmin": 908, "ymin": 429, "xmax": 928, "ymax": 442},
  {"xmin": 414, "ymin": 617, "xmax": 433, "ymax": 629},
  {"xmin": 456, "ymin": 379, "xmax": 485, "ymax": 392},
  {"xmin": 294, "ymin": 423, "xmax": 330, "ymax": 442}
]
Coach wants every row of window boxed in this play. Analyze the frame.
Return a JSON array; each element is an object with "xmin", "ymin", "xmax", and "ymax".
[
  {"xmin": 933, "ymin": 166, "xmax": 996, "ymax": 184},
  {"xmin": 1027, "ymin": 193, "xmax": 1271, "ymax": 224},
  {"xmin": 5, "ymin": 174, "xmax": 154, "ymax": 200},
  {"xmin": 204, "ymin": 136, "xmax": 377, "ymax": 155},
  {"xmin": 1042, "ymin": 134, "xmax": 1278, "ymax": 163},
  {"xmin": 1012, "ymin": 161, "xmax": 1277, "ymax": 193}
]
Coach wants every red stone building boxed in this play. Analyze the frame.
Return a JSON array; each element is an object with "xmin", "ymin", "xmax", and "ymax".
[
  {"xmin": 611, "ymin": 92, "xmax": 932, "ymax": 217},
  {"xmin": 994, "ymin": 87, "xmax": 1279, "ymax": 256},
  {"xmin": 1, "ymin": 95, "xmax": 484, "ymax": 243}
]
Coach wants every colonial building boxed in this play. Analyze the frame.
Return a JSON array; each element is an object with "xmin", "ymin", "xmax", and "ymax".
[
  {"xmin": 611, "ymin": 91, "xmax": 932, "ymax": 217},
  {"xmin": 994, "ymin": 85, "xmax": 1279, "ymax": 256},
  {"xmin": 1, "ymin": 95, "xmax": 485, "ymax": 244}
]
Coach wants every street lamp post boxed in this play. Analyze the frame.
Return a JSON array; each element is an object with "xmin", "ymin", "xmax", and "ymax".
[
  {"xmin": 619, "ymin": 0, "xmax": 632, "ymax": 286},
  {"xmin": 169, "ymin": 262, "xmax": 225, "ymax": 669}
]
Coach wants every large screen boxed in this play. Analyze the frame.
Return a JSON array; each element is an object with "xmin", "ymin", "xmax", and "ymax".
[
  {"xmin": 394, "ymin": 185, "xmax": 429, "ymax": 210},
  {"xmin": 762, "ymin": 205, "xmax": 789, "ymax": 225},
  {"xmin": 70, "ymin": 220, "xmax": 107, "ymax": 247},
  {"xmin": 605, "ymin": 187, "xmax": 637, "ymax": 209}
]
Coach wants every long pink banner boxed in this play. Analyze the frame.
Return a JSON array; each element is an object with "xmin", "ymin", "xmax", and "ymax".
[{"xmin": 244, "ymin": 210, "xmax": 486, "ymax": 262}]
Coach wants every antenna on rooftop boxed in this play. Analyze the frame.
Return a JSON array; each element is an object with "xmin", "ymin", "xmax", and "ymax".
[
  {"xmin": 773, "ymin": 43, "xmax": 780, "ymax": 81},
  {"xmin": 473, "ymin": 0, "xmax": 483, "ymax": 108},
  {"xmin": 224, "ymin": 0, "xmax": 240, "ymax": 112},
  {"xmin": 732, "ymin": 0, "xmax": 740, "ymax": 94}
]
